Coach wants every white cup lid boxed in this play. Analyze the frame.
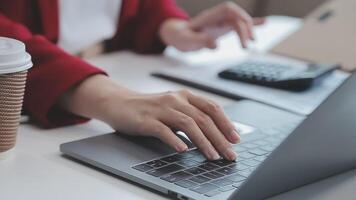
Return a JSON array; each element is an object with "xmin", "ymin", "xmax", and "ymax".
[{"xmin": 0, "ymin": 37, "xmax": 33, "ymax": 74}]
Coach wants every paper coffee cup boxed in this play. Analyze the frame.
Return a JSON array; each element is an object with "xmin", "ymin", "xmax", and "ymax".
[{"xmin": 0, "ymin": 37, "xmax": 33, "ymax": 154}]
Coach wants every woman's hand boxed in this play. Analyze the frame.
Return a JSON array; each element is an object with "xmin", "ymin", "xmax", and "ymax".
[
  {"xmin": 60, "ymin": 75, "xmax": 239, "ymax": 161},
  {"xmin": 106, "ymin": 90, "xmax": 240, "ymax": 161},
  {"xmin": 159, "ymin": 2, "xmax": 265, "ymax": 51}
]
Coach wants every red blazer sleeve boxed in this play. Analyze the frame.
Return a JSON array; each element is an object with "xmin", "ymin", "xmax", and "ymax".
[
  {"xmin": 106, "ymin": 0, "xmax": 189, "ymax": 54},
  {"xmin": 0, "ymin": 13, "xmax": 106, "ymax": 128}
]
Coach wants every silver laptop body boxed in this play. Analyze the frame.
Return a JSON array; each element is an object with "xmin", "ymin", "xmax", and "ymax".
[{"xmin": 61, "ymin": 72, "xmax": 356, "ymax": 200}]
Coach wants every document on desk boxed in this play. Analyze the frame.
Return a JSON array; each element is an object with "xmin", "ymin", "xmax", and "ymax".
[{"xmin": 152, "ymin": 66, "xmax": 349, "ymax": 116}]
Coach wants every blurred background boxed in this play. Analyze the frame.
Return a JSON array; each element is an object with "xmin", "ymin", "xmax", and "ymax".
[{"xmin": 177, "ymin": 0, "xmax": 328, "ymax": 17}]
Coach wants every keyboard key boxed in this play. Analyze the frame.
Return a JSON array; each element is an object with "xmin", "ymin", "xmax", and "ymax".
[
  {"xmin": 204, "ymin": 190, "xmax": 221, "ymax": 197},
  {"xmin": 161, "ymin": 171, "xmax": 193, "ymax": 183},
  {"xmin": 264, "ymin": 128, "xmax": 282, "ymax": 135},
  {"xmin": 132, "ymin": 164, "xmax": 153, "ymax": 172},
  {"xmin": 176, "ymin": 152, "xmax": 195, "ymax": 160},
  {"xmin": 161, "ymin": 155, "xmax": 181, "ymax": 163},
  {"xmin": 233, "ymin": 181, "xmax": 243, "ymax": 188},
  {"xmin": 147, "ymin": 164, "xmax": 185, "ymax": 177},
  {"xmin": 239, "ymin": 152, "xmax": 256, "ymax": 159},
  {"xmin": 191, "ymin": 155, "xmax": 207, "ymax": 163},
  {"xmin": 241, "ymin": 143, "xmax": 259, "ymax": 149},
  {"xmin": 228, "ymin": 174, "xmax": 246, "ymax": 182},
  {"xmin": 146, "ymin": 160, "xmax": 168, "ymax": 168},
  {"xmin": 224, "ymin": 60, "xmax": 298, "ymax": 85},
  {"xmin": 185, "ymin": 167, "xmax": 206, "ymax": 175},
  {"xmin": 264, "ymin": 137, "xmax": 281, "ymax": 144},
  {"xmin": 219, "ymin": 185, "xmax": 236, "ymax": 192},
  {"xmin": 210, "ymin": 178, "xmax": 233, "ymax": 187},
  {"xmin": 211, "ymin": 159, "xmax": 234, "ymax": 167},
  {"xmin": 190, "ymin": 183, "xmax": 219, "ymax": 194},
  {"xmin": 232, "ymin": 145, "xmax": 247, "ymax": 152},
  {"xmin": 260, "ymin": 145, "xmax": 275, "ymax": 152},
  {"xmin": 242, "ymin": 160, "xmax": 260, "ymax": 167},
  {"xmin": 177, "ymin": 159, "xmax": 200, "ymax": 168},
  {"xmin": 254, "ymin": 156, "xmax": 267, "ymax": 162},
  {"xmin": 190, "ymin": 175, "xmax": 211, "ymax": 184},
  {"xmin": 216, "ymin": 167, "xmax": 239, "ymax": 175},
  {"xmin": 198, "ymin": 163, "xmax": 220, "ymax": 171},
  {"xmin": 202, "ymin": 171, "xmax": 225, "ymax": 179},
  {"xmin": 238, "ymin": 169, "xmax": 253, "ymax": 177},
  {"xmin": 248, "ymin": 148, "xmax": 268, "ymax": 156},
  {"xmin": 186, "ymin": 149, "xmax": 201, "ymax": 156},
  {"xmin": 228, "ymin": 163, "xmax": 249, "ymax": 171},
  {"xmin": 175, "ymin": 180, "xmax": 198, "ymax": 188}
]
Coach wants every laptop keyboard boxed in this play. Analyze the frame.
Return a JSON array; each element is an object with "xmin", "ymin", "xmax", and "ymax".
[{"xmin": 132, "ymin": 125, "xmax": 295, "ymax": 197}]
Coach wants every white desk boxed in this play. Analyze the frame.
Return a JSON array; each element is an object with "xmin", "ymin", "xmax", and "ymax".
[{"xmin": 1, "ymin": 16, "xmax": 356, "ymax": 200}]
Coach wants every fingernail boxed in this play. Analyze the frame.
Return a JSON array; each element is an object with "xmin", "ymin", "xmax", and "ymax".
[
  {"xmin": 224, "ymin": 148, "xmax": 237, "ymax": 161},
  {"xmin": 209, "ymin": 41, "xmax": 217, "ymax": 49},
  {"xmin": 208, "ymin": 149, "xmax": 220, "ymax": 160},
  {"xmin": 175, "ymin": 144, "xmax": 188, "ymax": 152},
  {"xmin": 230, "ymin": 130, "xmax": 240, "ymax": 143}
]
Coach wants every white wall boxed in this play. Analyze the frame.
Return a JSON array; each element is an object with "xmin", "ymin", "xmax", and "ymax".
[
  {"xmin": 176, "ymin": 0, "xmax": 328, "ymax": 17},
  {"xmin": 176, "ymin": 0, "xmax": 255, "ymax": 16}
]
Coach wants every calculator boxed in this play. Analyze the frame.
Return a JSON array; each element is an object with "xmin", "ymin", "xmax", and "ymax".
[{"xmin": 218, "ymin": 60, "xmax": 339, "ymax": 91}]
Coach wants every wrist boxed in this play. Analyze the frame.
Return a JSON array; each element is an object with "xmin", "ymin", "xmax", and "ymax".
[
  {"xmin": 59, "ymin": 74, "xmax": 139, "ymax": 126},
  {"xmin": 159, "ymin": 18, "xmax": 189, "ymax": 47},
  {"xmin": 95, "ymin": 80, "xmax": 140, "ymax": 126}
]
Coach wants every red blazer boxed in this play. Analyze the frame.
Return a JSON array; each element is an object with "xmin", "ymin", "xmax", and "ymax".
[{"xmin": 0, "ymin": 0, "xmax": 187, "ymax": 128}]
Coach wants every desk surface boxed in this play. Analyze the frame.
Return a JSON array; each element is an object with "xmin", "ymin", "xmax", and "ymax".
[{"xmin": 1, "ymin": 16, "xmax": 355, "ymax": 200}]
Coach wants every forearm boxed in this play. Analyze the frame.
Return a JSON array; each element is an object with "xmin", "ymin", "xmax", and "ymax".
[{"xmin": 59, "ymin": 74, "xmax": 137, "ymax": 125}]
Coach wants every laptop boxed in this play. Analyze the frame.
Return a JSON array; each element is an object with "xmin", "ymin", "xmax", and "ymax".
[{"xmin": 61, "ymin": 72, "xmax": 356, "ymax": 200}]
